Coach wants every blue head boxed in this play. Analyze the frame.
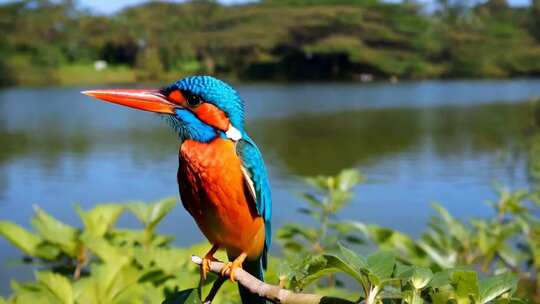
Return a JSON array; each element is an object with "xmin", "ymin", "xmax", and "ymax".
[
  {"xmin": 161, "ymin": 76, "xmax": 245, "ymax": 142},
  {"xmin": 82, "ymin": 75, "xmax": 245, "ymax": 142}
]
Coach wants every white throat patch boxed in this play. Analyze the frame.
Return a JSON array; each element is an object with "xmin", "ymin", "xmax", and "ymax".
[{"xmin": 225, "ymin": 124, "xmax": 242, "ymax": 141}]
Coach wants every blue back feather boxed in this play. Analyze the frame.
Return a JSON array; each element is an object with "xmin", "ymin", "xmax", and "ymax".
[{"xmin": 237, "ymin": 135, "xmax": 272, "ymax": 270}]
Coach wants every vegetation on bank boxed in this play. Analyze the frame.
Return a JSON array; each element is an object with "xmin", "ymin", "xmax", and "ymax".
[
  {"xmin": 0, "ymin": 166, "xmax": 538, "ymax": 303},
  {"xmin": 55, "ymin": 65, "xmax": 136, "ymax": 86},
  {"xmin": 3, "ymin": 0, "xmax": 540, "ymax": 85}
]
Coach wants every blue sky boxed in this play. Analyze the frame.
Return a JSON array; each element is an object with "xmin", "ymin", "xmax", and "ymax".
[
  {"xmin": 76, "ymin": 0, "xmax": 249, "ymax": 14},
  {"xmin": 78, "ymin": 0, "xmax": 531, "ymax": 14},
  {"xmin": 0, "ymin": 0, "xmax": 532, "ymax": 14}
]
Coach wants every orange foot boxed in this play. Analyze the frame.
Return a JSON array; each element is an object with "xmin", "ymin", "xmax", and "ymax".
[
  {"xmin": 201, "ymin": 245, "xmax": 220, "ymax": 280},
  {"xmin": 220, "ymin": 253, "xmax": 247, "ymax": 282}
]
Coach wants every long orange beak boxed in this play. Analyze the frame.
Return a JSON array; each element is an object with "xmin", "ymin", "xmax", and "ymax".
[{"xmin": 81, "ymin": 89, "xmax": 175, "ymax": 114}]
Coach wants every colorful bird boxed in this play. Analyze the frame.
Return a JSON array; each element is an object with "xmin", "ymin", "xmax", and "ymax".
[{"xmin": 82, "ymin": 76, "xmax": 271, "ymax": 304}]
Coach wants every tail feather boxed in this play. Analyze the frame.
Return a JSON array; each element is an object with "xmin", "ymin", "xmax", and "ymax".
[{"xmin": 239, "ymin": 258, "xmax": 266, "ymax": 304}]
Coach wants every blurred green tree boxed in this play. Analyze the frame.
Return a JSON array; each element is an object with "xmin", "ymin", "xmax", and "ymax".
[{"xmin": 135, "ymin": 46, "xmax": 164, "ymax": 81}]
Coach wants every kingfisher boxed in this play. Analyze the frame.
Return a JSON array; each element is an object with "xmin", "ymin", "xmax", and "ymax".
[{"xmin": 82, "ymin": 76, "xmax": 271, "ymax": 303}]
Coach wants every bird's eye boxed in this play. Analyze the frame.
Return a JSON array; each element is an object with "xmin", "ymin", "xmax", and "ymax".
[{"xmin": 183, "ymin": 90, "xmax": 203, "ymax": 107}]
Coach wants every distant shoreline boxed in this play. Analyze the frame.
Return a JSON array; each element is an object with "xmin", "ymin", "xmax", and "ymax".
[
  {"xmin": 3, "ymin": 64, "xmax": 540, "ymax": 88},
  {"xmin": 3, "ymin": 1, "xmax": 540, "ymax": 87}
]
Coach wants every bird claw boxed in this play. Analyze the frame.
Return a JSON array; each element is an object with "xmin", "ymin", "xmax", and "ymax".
[
  {"xmin": 201, "ymin": 255, "xmax": 219, "ymax": 280},
  {"xmin": 220, "ymin": 261, "xmax": 243, "ymax": 282}
]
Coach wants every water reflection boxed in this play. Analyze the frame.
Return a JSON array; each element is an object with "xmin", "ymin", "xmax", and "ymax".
[{"xmin": 0, "ymin": 100, "xmax": 530, "ymax": 178}]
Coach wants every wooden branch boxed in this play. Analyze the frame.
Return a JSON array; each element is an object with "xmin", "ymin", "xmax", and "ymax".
[{"xmin": 191, "ymin": 256, "xmax": 354, "ymax": 304}]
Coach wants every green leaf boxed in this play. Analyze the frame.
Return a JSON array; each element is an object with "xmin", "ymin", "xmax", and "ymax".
[
  {"xmin": 299, "ymin": 192, "xmax": 323, "ymax": 208},
  {"xmin": 328, "ymin": 190, "xmax": 353, "ymax": 212},
  {"xmin": 77, "ymin": 204, "xmax": 124, "ymax": 237},
  {"xmin": 281, "ymin": 240, "xmax": 304, "ymax": 253},
  {"xmin": 36, "ymin": 271, "xmax": 74, "ymax": 304},
  {"xmin": 276, "ymin": 224, "xmax": 319, "ymax": 243},
  {"xmin": 75, "ymin": 262, "xmax": 142, "ymax": 303},
  {"xmin": 162, "ymin": 288, "xmax": 202, "ymax": 304},
  {"xmin": 416, "ymin": 240, "xmax": 455, "ymax": 268},
  {"xmin": 351, "ymin": 222, "xmax": 421, "ymax": 262},
  {"xmin": 321, "ymin": 254, "xmax": 366, "ymax": 284},
  {"xmin": 410, "ymin": 267, "xmax": 433, "ymax": 289},
  {"xmin": 379, "ymin": 285, "xmax": 401, "ymax": 299},
  {"xmin": 366, "ymin": 251, "xmax": 396, "ymax": 282},
  {"xmin": 431, "ymin": 203, "xmax": 469, "ymax": 242},
  {"xmin": 478, "ymin": 272, "xmax": 517, "ymax": 304},
  {"xmin": 429, "ymin": 269, "xmax": 452, "ymax": 288},
  {"xmin": 336, "ymin": 169, "xmax": 363, "ymax": 191},
  {"xmin": 127, "ymin": 202, "xmax": 151, "ymax": 225},
  {"xmin": 304, "ymin": 176, "xmax": 332, "ymax": 191},
  {"xmin": 287, "ymin": 253, "xmax": 364, "ymax": 290},
  {"xmin": 429, "ymin": 288, "xmax": 455, "ymax": 304},
  {"xmin": 127, "ymin": 197, "xmax": 176, "ymax": 230},
  {"xmin": 36, "ymin": 243, "xmax": 62, "ymax": 260},
  {"xmin": 109, "ymin": 228, "xmax": 174, "ymax": 247},
  {"xmin": 337, "ymin": 242, "xmax": 367, "ymax": 272},
  {"xmin": 8, "ymin": 280, "xmax": 44, "ymax": 304},
  {"xmin": 497, "ymin": 245, "xmax": 522, "ymax": 270},
  {"xmin": 287, "ymin": 254, "xmax": 331, "ymax": 289},
  {"xmin": 72, "ymin": 275, "xmax": 99, "ymax": 303},
  {"xmin": 133, "ymin": 247, "xmax": 191, "ymax": 275},
  {"xmin": 395, "ymin": 263, "xmax": 414, "ymax": 279},
  {"xmin": 138, "ymin": 269, "xmax": 174, "ymax": 285},
  {"xmin": 0, "ymin": 221, "xmax": 45, "ymax": 258},
  {"xmin": 398, "ymin": 264, "xmax": 432, "ymax": 289},
  {"xmin": 32, "ymin": 206, "xmax": 79, "ymax": 257},
  {"xmin": 452, "ymin": 270, "xmax": 479, "ymax": 303},
  {"xmin": 81, "ymin": 233, "xmax": 130, "ymax": 266}
]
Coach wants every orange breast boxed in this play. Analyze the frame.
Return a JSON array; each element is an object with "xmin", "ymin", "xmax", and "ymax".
[{"xmin": 178, "ymin": 138, "xmax": 265, "ymax": 260}]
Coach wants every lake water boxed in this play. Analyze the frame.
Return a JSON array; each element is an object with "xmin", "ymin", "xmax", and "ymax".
[{"xmin": 1, "ymin": 79, "xmax": 540, "ymax": 295}]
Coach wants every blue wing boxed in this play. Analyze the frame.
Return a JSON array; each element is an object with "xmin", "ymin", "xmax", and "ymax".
[{"xmin": 237, "ymin": 135, "xmax": 272, "ymax": 269}]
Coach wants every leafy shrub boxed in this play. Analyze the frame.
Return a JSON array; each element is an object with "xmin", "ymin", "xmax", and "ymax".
[
  {"xmin": 277, "ymin": 169, "xmax": 364, "ymax": 256},
  {"xmin": 277, "ymin": 169, "xmax": 539, "ymax": 302},
  {"xmin": 0, "ymin": 172, "xmax": 529, "ymax": 303},
  {"xmin": 0, "ymin": 198, "xmax": 253, "ymax": 304},
  {"xmin": 282, "ymin": 243, "xmax": 519, "ymax": 304}
]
